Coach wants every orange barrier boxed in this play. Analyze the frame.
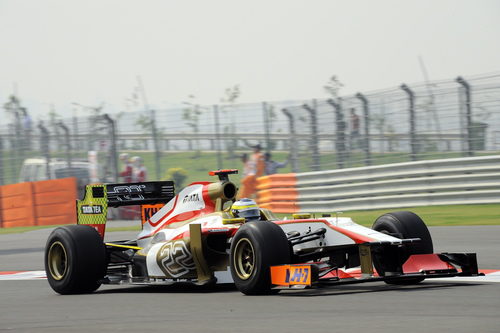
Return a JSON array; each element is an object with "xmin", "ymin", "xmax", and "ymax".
[
  {"xmin": 0, "ymin": 178, "xmax": 78, "ymax": 228},
  {"xmin": 256, "ymin": 173, "xmax": 299, "ymax": 214},
  {"xmin": 259, "ymin": 202, "xmax": 299, "ymax": 214},
  {"xmin": 32, "ymin": 178, "xmax": 78, "ymax": 226},
  {"xmin": 0, "ymin": 182, "xmax": 36, "ymax": 228},
  {"xmin": 256, "ymin": 188, "xmax": 298, "ymax": 204},
  {"xmin": 256, "ymin": 174, "xmax": 297, "ymax": 190}
]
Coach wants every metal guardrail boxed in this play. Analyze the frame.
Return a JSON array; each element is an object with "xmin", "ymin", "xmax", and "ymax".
[
  {"xmin": 295, "ymin": 155, "xmax": 500, "ymax": 187},
  {"xmin": 299, "ymin": 190, "xmax": 500, "ymax": 212},
  {"xmin": 298, "ymin": 173, "xmax": 500, "ymax": 200},
  {"xmin": 280, "ymin": 155, "xmax": 500, "ymax": 212}
]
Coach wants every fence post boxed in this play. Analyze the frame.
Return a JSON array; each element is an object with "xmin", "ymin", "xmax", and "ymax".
[
  {"xmin": 150, "ymin": 109, "xmax": 162, "ymax": 180},
  {"xmin": 72, "ymin": 107, "xmax": 79, "ymax": 153},
  {"xmin": 87, "ymin": 114, "xmax": 94, "ymax": 152},
  {"xmin": 0, "ymin": 136, "xmax": 3, "ymax": 185},
  {"xmin": 281, "ymin": 108, "xmax": 299, "ymax": 172},
  {"xmin": 456, "ymin": 76, "xmax": 474, "ymax": 157},
  {"xmin": 137, "ymin": 76, "xmax": 161, "ymax": 180},
  {"xmin": 6, "ymin": 126, "xmax": 14, "ymax": 183},
  {"xmin": 327, "ymin": 99, "xmax": 347, "ymax": 169},
  {"xmin": 102, "ymin": 114, "xmax": 118, "ymax": 182},
  {"xmin": 356, "ymin": 93, "xmax": 371, "ymax": 166},
  {"xmin": 401, "ymin": 84, "xmax": 418, "ymax": 161},
  {"xmin": 263, "ymin": 102, "xmax": 272, "ymax": 153},
  {"xmin": 57, "ymin": 121, "xmax": 72, "ymax": 169},
  {"xmin": 302, "ymin": 100, "xmax": 320, "ymax": 171},
  {"xmin": 5, "ymin": 98, "xmax": 24, "ymax": 176},
  {"xmin": 213, "ymin": 105, "xmax": 223, "ymax": 170},
  {"xmin": 0, "ymin": 137, "xmax": 2, "ymax": 226},
  {"xmin": 38, "ymin": 122, "xmax": 51, "ymax": 179}
]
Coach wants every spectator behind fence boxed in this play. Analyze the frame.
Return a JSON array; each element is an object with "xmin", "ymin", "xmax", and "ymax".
[
  {"xmin": 119, "ymin": 153, "xmax": 133, "ymax": 183},
  {"xmin": 264, "ymin": 152, "xmax": 289, "ymax": 175},
  {"xmin": 132, "ymin": 156, "xmax": 147, "ymax": 182}
]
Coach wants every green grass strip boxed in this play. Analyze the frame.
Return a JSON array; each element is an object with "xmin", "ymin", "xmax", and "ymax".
[
  {"xmin": 0, "ymin": 224, "xmax": 141, "ymax": 235},
  {"xmin": 315, "ymin": 204, "xmax": 500, "ymax": 227},
  {"xmin": 1, "ymin": 204, "xmax": 498, "ymax": 234}
]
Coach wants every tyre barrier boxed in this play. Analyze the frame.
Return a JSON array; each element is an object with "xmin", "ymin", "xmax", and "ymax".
[
  {"xmin": 256, "ymin": 155, "xmax": 500, "ymax": 214},
  {"xmin": 0, "ymin": 178, "xmax": 77, "ymax": 228}
]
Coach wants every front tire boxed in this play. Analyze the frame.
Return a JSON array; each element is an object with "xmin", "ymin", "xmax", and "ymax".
[
  {"xmin": 372, "ymin": 211, "xmax": 433, "ymax": 285},
  {"xmin": 230, "ymin": 222, "xmax": 290, "ymax": 295},
  {"xmin": 45, "ymin": 225, "xmax": 106, "ymax": 294}
]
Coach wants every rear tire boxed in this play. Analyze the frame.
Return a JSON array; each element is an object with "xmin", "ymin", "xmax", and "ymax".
[
  {"xmin": 372, "ymin": 211, "xmax": 433, "ymax": 285},
  {"xmin": 230, "ymin": 221, "xmax": 290, "ymax": 295},
  {"xmin": 45, "ymin": 225, "xmax": 106, "ymax": 294}
]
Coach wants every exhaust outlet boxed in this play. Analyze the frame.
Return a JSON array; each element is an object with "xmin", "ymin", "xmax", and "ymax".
[{"xmin": 207, "ymin": 181, "xmax": 237, "ymax": 202}]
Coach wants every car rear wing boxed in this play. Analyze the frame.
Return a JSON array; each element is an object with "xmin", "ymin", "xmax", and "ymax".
[
  {"xmin": 76, "ymin": 181, "xmax": 175, "ymax": 238},
  {"xmin": 104, "ymin": 181, "xmax": 175, "ymax": 207}
]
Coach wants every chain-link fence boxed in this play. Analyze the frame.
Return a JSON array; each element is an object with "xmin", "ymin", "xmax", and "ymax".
[{"xmin": 1, "ymin": 73, "xmax": 499, "ymax": 186}]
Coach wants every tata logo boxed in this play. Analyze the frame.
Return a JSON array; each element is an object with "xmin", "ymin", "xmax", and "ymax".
[
  {"xmin": 182, "ymin": 193, "xmax": 200, "ymax": 203},
  {"xmin": 81, "ymin": 205, "xmax": 103, "ymax": 214},
  {"xmin": 285, "ymin": 267, "xmax": 310, "ymax": 284}
]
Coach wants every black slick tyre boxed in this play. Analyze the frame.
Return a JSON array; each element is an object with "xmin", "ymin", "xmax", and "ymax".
[
  {"xmin": 372, "ymin": 211, "xmax": 433, "ymax": 285},
  {"xmin": 45, "ymin": 225, "xmax": 107, "ymax": 294},
  {"xmin": 230, "ymin": 221, "xmax": 290, "ymax": 295}
]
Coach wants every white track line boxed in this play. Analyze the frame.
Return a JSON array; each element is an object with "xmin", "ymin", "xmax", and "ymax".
[
  {"xmin": 432, "ymin": 271, "xmax": 500, "ymax": 283},
  {"xmin": 1, "ymin": 270, "xmax": 499, "ymax": 282},
  {"xmin": 0, "ymin": 271, "xmax": 46, "ymax": 280}
]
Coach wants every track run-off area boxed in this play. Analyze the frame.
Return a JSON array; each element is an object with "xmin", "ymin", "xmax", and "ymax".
[{"xmin": 1, "ymin": 224, "xmax": 499, "ymax": 333}]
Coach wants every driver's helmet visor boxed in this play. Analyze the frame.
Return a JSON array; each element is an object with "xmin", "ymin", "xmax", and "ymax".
[{"xmin": 238, "ymin": 209, "xmax": 260, "ymax": 219}]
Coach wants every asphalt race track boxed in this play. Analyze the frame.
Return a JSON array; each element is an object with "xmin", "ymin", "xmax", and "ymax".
[{"xmin": 1, "ymin": 224, "xmax": 499, "ymax": 333}]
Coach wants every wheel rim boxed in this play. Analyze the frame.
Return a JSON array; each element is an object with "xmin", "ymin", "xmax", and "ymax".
[
  {"xmin": 233, "ymin": 238, "xmax": 255, "ymax": 280},
  {"xmin": 48, "ymin": 241, "xmax": 68, "ymax": 281}
]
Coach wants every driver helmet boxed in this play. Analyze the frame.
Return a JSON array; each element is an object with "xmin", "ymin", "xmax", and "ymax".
[{"xmin": 231, "ymin": 198, "xmax": 260, "ymax": 221}]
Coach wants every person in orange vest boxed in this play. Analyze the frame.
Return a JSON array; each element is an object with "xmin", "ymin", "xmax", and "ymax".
[
  {"xmin": 251, "ymin": 144, "xmax": 265, "ymax": 178},
  {"xmin": 237, "ymin": 153, "xmax": 256, "ymax": 199},
  {"xmin": 237, "ymin": 144, "xmax": 265, "ymax": 199}
]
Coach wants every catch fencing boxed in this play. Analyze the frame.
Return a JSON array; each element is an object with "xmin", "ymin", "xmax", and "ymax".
[
  {"xmin": 0, "ymin": 72, "xmax": 499, "ymax": 186},
  {"xmin": 256, "ymin": 155, "xmax": 500, "ymax": 213}
]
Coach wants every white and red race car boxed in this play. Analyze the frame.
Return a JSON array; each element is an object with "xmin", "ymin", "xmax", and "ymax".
[{"xmin": 44, "ymin": 169, "xmax": 480, "ymax": 295}]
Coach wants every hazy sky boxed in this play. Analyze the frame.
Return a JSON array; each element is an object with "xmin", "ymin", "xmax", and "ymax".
[{"xmin": 1, "ymin": 0, "xmax": 499, "ymax": 117}]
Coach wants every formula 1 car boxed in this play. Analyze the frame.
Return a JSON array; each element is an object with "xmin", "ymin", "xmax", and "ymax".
[{"xmin": 44, "ymin": 169, "xmax": 480, "ymax": 295}]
